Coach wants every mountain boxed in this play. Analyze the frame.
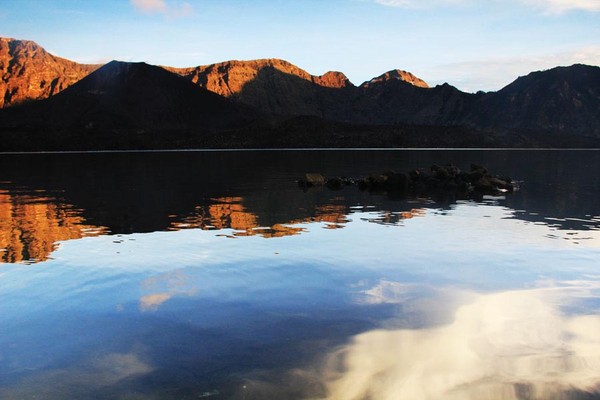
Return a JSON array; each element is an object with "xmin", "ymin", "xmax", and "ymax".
[
  {"xmin": 0, "ymin": 61, "xmax": 262, "ymax": 150},
  {"xmin": 168, "ymin": 59, "xmax": 360, "ymax": 119},
  {"xmin": 351, "ymin": 79, "xmax": 475, "ymax": 126},
  {"xmin": 467, "ymin": 64, "xmax": 600, "ymax": 137},
  {"xmin": 168, "ymin": 58, "xmax": 354, "ymax": 96},
  {"xmin": 1, "ymin": 37, "xmax": 599, "ymax": 149},
  {"xmin": 0, "ymin": 37, "xmax": 98, "ymax": 108}
]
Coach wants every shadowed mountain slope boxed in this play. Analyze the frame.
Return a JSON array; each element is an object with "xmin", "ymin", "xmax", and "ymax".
[
  {"xmin": 467, "ymin": 64, "xmax": 600, "ymax": 137},
  {"xmin": 168, "ymin": 59, "xmax": 359, "ymax": 119},
  {"xmin": 0, "ymin": 60, "xmax": 259, "ymax": 131},
  {"xmin": 167, "ymin": 59, "xmax": 434, "ymax": 120},
  {"xmin": 0, "ymin": 38, "xmax": 99, "ymax": 108},
  {"xmin": 351, "ymin": 80, "xmax": 476, "ymax": 126},
  {"xmin": 168, "ymin": 58, "xmax": 355, "ymax": 96}
]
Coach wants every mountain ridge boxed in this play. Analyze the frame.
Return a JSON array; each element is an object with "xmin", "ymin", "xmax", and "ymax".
[
  {"xmin": 1, "ymin": 38, "xmax": 430, "ymax": 109},
  {"xmin": 1, "ymin": 37, "xmax": 599, "ymax": 150}
]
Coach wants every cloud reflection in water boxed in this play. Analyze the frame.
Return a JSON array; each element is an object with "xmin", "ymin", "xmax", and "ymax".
[
  {"xmin": 139, "ymin": 269, "xmax": 198, "ymax": 312},
  {"xmin": 320, "ymin": 281, "xmax": 600, "ymax": 400},
  {"xmin": 0, "ymin": 350, "xmax": 153, "ymax": 399}
]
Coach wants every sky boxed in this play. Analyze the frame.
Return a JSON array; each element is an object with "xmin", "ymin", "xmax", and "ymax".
[{"xmin": 0, "ymin": 0, "xmax": 599, "ymax": 92}]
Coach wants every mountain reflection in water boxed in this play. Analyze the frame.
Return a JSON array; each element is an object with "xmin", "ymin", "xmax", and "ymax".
[
  {"xmin": 0, "ymin": 191, "xmax": 108, "ymax": 263},
  {"xmin": 0, "ymin": 150, "xmax": 599, "ymax": 400},
  {"xmin": 0, "ymin": 150, "xmax": 598, "ymax": 264}
]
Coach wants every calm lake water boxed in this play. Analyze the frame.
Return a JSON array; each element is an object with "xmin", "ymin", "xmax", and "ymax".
[{"xmin": 1, "ymin": 149, "xmax": 600, "ymax": 400}]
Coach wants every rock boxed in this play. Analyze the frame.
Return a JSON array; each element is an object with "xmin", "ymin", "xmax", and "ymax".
[
  {"xmin": 489, "ymin": 177, "xmax": 513, "ymax": 192},
  {"xmin": 357, "ymin": 178, "xmax": 369, "ymax": 190},
  {"xmin": 326, "ymin": 177, "xmax": 344, "ymax": 190},
  {"xmin": 299, "ymin": 163, "xmax": 516, "ymax": 199},
  {"xmin": 470, "ymin": 163, "xmax": 488, "ymax": 174},
  {"xmin": 431, "ymin": 164, "xmax": 450, "ymax": 179},
  {"xmin": 298, "ymin": 173, "xmax": 326, "ymax": 187},
  {"xmin": 385, "ymin": 172, "xmax": 409, "ymax": 191},
  {"xmin": 409, "ymin": 168, "xmax": 430, "ymax": 181},
  {"xmin": 366, "ymin": 174, "xmax": 389, "ymax": 189},
  {"xmin": 473, "ymin": 177, "xmax": 493, "ymax": 192},
  {"xmin": 443, "ymin": 180, "xmax": 459, "ymax": 190},
  {"xmin": 409, "ymin": 169, "xmax": 422, "ymax": 181},
  {"xmin": 467, "ymin": 170, "xmax": 485, "ymax": 183}
]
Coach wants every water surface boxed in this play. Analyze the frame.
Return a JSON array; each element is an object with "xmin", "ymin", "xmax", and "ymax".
[{"xmin": 1, "ymin": 150, "xmax": 599, "ymax": 399}]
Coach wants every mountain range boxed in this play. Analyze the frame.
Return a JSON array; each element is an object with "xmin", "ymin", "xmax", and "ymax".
[{"xmin": 1, "ymin": 37, "xmax": 599, "ymax": 150}]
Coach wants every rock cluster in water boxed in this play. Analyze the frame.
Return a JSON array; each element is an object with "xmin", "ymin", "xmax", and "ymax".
[{"xmin": 298, "ymin": 164, "xmax": 516, "ymax": 197}]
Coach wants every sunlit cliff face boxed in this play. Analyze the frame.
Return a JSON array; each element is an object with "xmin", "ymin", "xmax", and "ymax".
[
  {"xmin": 321, "ymin": 281, "xmax": 600, "ymax": 400},
  {"xmin": 0, "ymin": 193, "xmax": 107, "ymax": 264}
]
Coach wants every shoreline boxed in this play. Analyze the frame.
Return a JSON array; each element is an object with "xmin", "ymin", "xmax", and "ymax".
[{"xmin": 2, "ymin": 147, "xmax": 600, "ymax": 155}]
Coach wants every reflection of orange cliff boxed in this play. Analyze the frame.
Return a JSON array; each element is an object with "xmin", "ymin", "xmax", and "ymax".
[
  {"xmin": 169, "ymin": 198, "xmax": 424, "ymax": 238},
  {"xmin": 0, "ymin": 193, "xmax": 108, "ymax": 264},
  {"xmin": 376, "ymin": 209, "xmax": 426, "ymax": 225},
  {"xmin": 310, "ymin": 204, "xmax": 350, "ymax": 229},
  {"xmin": 170, "ymin": 197, "xmax": 305, "ymax": 238}
]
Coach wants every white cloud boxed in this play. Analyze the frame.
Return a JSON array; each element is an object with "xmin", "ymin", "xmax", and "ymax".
[
  {"xmin": 375, "ymin": 0, "xmax": 412, "ymax": 6},
  {"xmin": 374, "ymin": 0, "xmax": 468, "ymax": 8},
  {"xmin": 426, "ymin": 46, "xmax": 600, "ymax": 92},
  {"xmin": 130, "ymin": 0, "xmax": 193, "ymax": 18},
  {"xmin": 521, "ymin": 0, "xmax": 600, "ymax": 13},
  {"xmin": 131, "ymin": 0, "xmax": 167, "ymax": 13},
  {"xmin": 374, "ymin": 0, "xmax": 600, "ymax": 12}
]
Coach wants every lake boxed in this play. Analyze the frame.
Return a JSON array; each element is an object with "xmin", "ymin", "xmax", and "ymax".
[{"xmin": 1, "ymin": 149, "xmax": 599, "ymax": 400}]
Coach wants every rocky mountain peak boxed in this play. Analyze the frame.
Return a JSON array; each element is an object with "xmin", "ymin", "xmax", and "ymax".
[
  {"xmin": 314, "ymin": 71, "xmax": 353, "ymax": 88},
  {"xmin": 361, "ymin": 69, "xmax": 429, "ymax": 89},
  {"xmin": 0, "ymin": 37, "xmax": 99, "ymax": 108}
]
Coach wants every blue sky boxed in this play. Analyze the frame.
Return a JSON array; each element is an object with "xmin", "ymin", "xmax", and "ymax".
[{"xmin": 1, "ymin": 0, "xmax": 599, "ymax": 92}]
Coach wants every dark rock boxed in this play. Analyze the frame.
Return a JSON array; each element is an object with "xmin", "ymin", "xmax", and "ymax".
[
  {"xmin": 357, "ymin": 178, "xmax": 368, "ymax": 190},
  {"xmin": 444, "ymin": 180, "xmax": 458, "ymax": 190},
  {"xmin": 470, "ymin": 164, "xmax": 488, "ymax": 174},
  {"xmin": 431, "ymin": 164, "xmax": 460, "ymax": 179},
  {"xmin": 425, "ymin": 176, "xmax": 441, "ymax": 189},
  {"xmin": 431, "ymin": 164, "xmax": 450, "ymax": 179},
  {"xmin": 305, "ymin": 163, "xmax": 516, "ymax": 199},
  {"xmin": 366, "ymin": 174, "xmax": 389, "ymax": 189},
  {"xmin": 326, "ymin": 177, "xmax": 344, "ymax": 190},
  {"xmin": 298, "ymin": 173, "xmax": 326, "ymax": 187},
  {"xmin": 408, "ymin": 169, "xmax": 421, "ymax": 181},
  {"xmin": 473, "ymin": 177, "xmax": 493, "ymax": 192},
  {"xmin": 489, "ymin": 177, "xmax": 513, "ymax": 192},
  {"xmin": 385, "ymin": 172, "xmax": 409, "ymax": 191},
  {"xmin": 467, "ymin": 170, "xmax": 485, "ymax": 183}
]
